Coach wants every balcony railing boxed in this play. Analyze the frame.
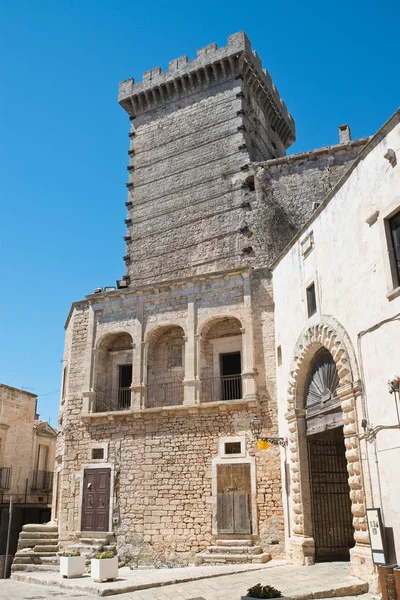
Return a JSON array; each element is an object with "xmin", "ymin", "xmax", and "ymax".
[
  {"xmin": 201, "ymin": 375, "xmax": 242, "ymax": 402},
  {"xmin": 146, "ymin": 379, "xmax": 184, "ymax": 408},
  {"xmin": 94, "ymin": 387, "xmax": 132, "ymax": 413},
  {"xmin": 31, "ymin": 470, "xmax": 53, "ymax": 491},
  {"xmin": 0, "ymin": 467, "xmax": 11, "ymax": 489}
]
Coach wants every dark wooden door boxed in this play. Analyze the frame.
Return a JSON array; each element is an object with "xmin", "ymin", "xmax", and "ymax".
[
  {"xmin": 81, "ymin": 468, "xmax": 111, "ymax": 532},
  {"xmin": 217, "ymin": 463, "xmax": 251, "ymax": 534},
  {"xmin": 308, "ymin": 439, "xmax": 354, "ymax": 561}
]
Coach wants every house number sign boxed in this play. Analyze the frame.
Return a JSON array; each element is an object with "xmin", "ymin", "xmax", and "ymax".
[{"xmin": 366, "ymin": 508, "xmax": 388, "ymax": 564}]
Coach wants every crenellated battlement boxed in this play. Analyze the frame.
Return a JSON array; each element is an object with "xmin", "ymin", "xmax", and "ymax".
[{"xmin": 118, "ymin": 31, "xmax": 295, "ymax": 145}]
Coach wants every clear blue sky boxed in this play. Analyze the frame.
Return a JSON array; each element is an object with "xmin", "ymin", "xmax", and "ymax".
[{"xmin": 1, "ymin": 0, "xmax": 399, "ymax": 426}]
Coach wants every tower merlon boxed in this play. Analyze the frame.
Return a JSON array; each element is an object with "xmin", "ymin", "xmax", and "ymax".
[{"xmin": 118, "ymin": 31, "xmax": 295, "ymax": 145}]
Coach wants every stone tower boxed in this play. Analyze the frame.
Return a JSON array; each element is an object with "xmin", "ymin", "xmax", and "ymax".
[{"xmin": 118, "ymin": 31, "xmax": 295, "ymax": 286}]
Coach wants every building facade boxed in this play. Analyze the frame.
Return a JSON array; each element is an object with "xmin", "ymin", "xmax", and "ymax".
[
  {"xmin": 54, "ymin": 31, "xmax": 376, "ymax": 575},
  {"xmin": 0, "ymin": 384, "xmax": 56, "ymax": 557},
  {"xmin": 272, "ymin": 111, "xmax": 400, "ymax": 590}
]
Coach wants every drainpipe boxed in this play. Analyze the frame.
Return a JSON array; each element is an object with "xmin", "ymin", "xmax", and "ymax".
[{"xmin": 357, "ymin": 313, "xmax": 400, "ymax": 521}]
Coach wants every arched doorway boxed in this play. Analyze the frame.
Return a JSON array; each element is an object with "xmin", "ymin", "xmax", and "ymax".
[
  {"xmin": 285, "ymin": 319, "xmax": 371, "ymax": 573},
  {"xmin": 305, "ymin": 349, "xmax": 354, "ymax": 561}
]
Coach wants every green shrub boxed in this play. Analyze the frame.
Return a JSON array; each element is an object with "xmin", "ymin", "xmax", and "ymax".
[
  {"xmin": 93, "ymin": 551, "xmax": 116, "ymax": 560},
  {"xmin": 246, "ymin": 583, "xmax": 283, "ymax": 598}
]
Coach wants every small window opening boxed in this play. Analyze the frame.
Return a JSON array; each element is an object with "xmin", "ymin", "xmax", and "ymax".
[
  {"xmin": 225, "ymin": 442, "xmax": 241, "ymax": 454},
  {"xmin": 307, "ymin": 282, "xmax": 317, "ymax": 317},
  {"xmin": 61, "ymin": 366, "xmax": 67, "ymax": 402},
  {"xmin": 91, "ymin": 448, "xmax": 104, "ymax": 460},
  {"xmin": 277, "ymin": 346, "xmax": 282, "ymax": 366}
]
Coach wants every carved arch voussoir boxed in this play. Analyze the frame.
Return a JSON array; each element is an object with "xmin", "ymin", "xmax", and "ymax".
[{"xmin": 287, "ymin": 316, "xmax": 360, "ymax": 413}]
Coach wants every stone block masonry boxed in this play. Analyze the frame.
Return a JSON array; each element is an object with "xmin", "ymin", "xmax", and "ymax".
[{"xmin": 118, "ymin": 32, "xmax": 295, "ymax": 287}]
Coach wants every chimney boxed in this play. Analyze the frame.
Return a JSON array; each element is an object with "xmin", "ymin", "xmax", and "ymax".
[{"xmin": 338, "ymin": 124, "xmax": 351, "ymax": 144}]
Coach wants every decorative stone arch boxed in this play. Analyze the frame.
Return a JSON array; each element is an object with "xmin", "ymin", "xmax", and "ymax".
[
  {"xmin": 285, "ymin": 317, "xmax": 370, "ymax": 571},
  {"xmin": 143, "ymin": 323, "xmax": 187, "ymax": 408},
  {"xmin": 197, "ymin": 314, "xmax": 256, "ymax": 402},
  {"xmin": 96, "ymin": 330, "xmax": 134, "ymax": 351}
]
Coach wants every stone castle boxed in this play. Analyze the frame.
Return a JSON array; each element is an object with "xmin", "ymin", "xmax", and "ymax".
[{"xmin": 52, "ymin": 31, "xmax": 377, "ymax": 574}]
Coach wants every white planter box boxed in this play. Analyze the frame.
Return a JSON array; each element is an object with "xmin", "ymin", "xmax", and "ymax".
[
  {"xmin": 91, "ymin": 557, "xmax": 118, "ymax": 582},
  {"xmin": 60, "ymin": 555, "xmax": 86, "ymax": 578}
]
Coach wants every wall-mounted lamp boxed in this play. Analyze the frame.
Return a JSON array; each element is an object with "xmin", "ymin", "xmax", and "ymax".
[{"xmin": 250, "ymin": 416, "xmax": 286, "ymax": 448}]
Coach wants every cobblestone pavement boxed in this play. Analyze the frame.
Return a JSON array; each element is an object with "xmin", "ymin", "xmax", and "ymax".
[
  {"xmin": 1, "ymin": 562, "xmax": 376, "ymax": 600},
  {"xmin": 0, "ymin": 580, "xmax": 376, "ymax": 600}
]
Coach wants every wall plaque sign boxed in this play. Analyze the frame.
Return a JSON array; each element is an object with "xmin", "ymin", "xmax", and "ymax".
[{"xmin": 366, "ymin": 507, "xmax": 388, "ymax": 564}]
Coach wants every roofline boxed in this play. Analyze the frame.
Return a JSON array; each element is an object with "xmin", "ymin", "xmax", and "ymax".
[
  {"xmin": 0, "ymin": 383, "xmax": 37, "ymax": 398},
  {"xmin": 270, "ymin": 108, "xmax": 400, "ymax": 271},
  {"xmin": 256, "ymin": 136, "xmax": 370, "ymax": 169},
  {"xmin": 64, "ymin": 300, "xmax": 89, "ymax": 330}
]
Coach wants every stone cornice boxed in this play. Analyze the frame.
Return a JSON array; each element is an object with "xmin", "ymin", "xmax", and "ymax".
[{"xmin": 118, "ymin": 31, "xmax": 295, "ymax": 147}]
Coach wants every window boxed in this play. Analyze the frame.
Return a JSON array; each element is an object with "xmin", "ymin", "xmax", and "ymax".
[
  {"xmin": 118, "ymin": 364, "xmax": 132, "ymax": 409},
  {"xmin": 224, "ymin": 442, "xmax": 241, "ymax": 454},
  {"xmin": 91, "ymin": 448, "xmax": 104, "ymax": 460},
  {"xmin": 168, "ymin": 340, "xmax": 184, "ymax": 368},
  {"xmin": 389, "ymin": 211, "xmax": 400, "ymax": 288},
  {"xmin": 307, "ymin": 282, "xmax": 317, "ymax": 317},
  {"xmin": 277, "ymin": 346, "xmax": 282, "ymax": 366}
]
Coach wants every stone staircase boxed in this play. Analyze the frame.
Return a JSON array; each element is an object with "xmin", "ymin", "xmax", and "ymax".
[
  {"xmin": 68, "ymin": 532, "xmax": 117, "ymax": 560},
  {"xmin": 11, "ymin": 524, "xmax": 59, "ymax": 572},
  {"xmin": 195, "ymin": 537, "xmax": 271, "ymax": 565}
]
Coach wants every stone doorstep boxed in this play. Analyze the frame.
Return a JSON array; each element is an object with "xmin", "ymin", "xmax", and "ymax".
[
  {"xmin": 207, "ymin": 545, "xmax": 263, "ymax": 554},
  {"xmin": 197, "ymin": 552, "xmax": 271, "ymax": 564},
  {"xmin": 22, "ymin": 524, "xmax": 58, "ymax": 533},
  {"xmin": 14, "ymin": 556, "xmax": 59, "ymax": 564},
  {"xmin": 215, "ymin": 539, "xmax": 253, "ymax": 546}
]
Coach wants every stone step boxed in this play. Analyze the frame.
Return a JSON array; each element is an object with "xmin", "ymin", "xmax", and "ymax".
[
  {"xmin": 33, "ymin": 545, "xmax": 59, "ymax": 553},
  {"xmin": 13, "ymin": 556, "xmax": 59, "ymax": 565},
  {"xmin": 11, "ymin": 563, "xmax": 59, "ymax": 573},
  {"xmin": 79, "ymin": 537, "xmax": 109, "ymax": 545},
  {"xmin": 22, "ymin": 524, "xmax": 58, "ymax": 533},
  {"xmin": 19, "ymin": 531, "xmax": 59, "ymax": 540},
  {"xmin": 196, "ymin": 551, "xmax": 271, "ymax": 565},
  {"xmin": 15, "ymin": 551, "xmax": 56, "ymax": 558},
  {"xmin": 207, "ymin": 545, "xmax": 262, "ymax": 554},
  {"xmin": 78, "ymin": 531, "xmax": 115, "ymax": 538},
  {"xmin": 18, "ymin": 538, "xmax": 58, "ymax": 548},
  {"xmin": 215, "ymin": 539, "xmax": 253, "ymax": 547}
]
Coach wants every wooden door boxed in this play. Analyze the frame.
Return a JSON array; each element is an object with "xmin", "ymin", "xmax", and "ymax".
[
  {"xmin": 81, "ymin": 468, "xmax": 111, "ymax": 532},
  {"xmin": 217, "ymin": 463, "xmax": 251, "ymax": 534}
]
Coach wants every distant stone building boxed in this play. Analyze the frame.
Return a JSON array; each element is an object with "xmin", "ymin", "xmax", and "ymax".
[
  {"xmin": 53, "ymin": 31, "xmax": 378, "ymax": 581},
  {"xmin": 0, "ymin": 384, "xmax": 56, "ymax": 558}
]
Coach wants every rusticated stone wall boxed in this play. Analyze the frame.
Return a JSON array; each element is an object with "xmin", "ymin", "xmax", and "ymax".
[{"xmin": 55, "ymin": 270, "xmax": 285, "ymax": 562}]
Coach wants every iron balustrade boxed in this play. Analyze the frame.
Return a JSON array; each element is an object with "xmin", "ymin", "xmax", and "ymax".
[
  {"xmin": 0, "ymin": 467, "xmax": 11, "ymax": 489},
  {"xmin": 31, "ymin": 470, "xmax": 53, "ymax": 491},
  {"xmin": 117, "ymin": 387, "xmax": 131, "ymax": 410},
  {"xmin": 146, "ymin": 379, "xmax": 184, "ymax": 408},
  {"xmin": 94, "ymin": 387, "xmax": 132, "ymax": 413},
  {"xmin": 201, "ymin": 375, "xmax": 242, "ymax": 402}
]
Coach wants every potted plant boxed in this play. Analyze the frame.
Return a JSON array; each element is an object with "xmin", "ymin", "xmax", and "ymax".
[
  {"xmin": 241, "ymin": 583, "xmax": 288, "ymax": 600},
  {"xmin": 91, "ymin": 551, "xmax": 118, "ymax": 583},
  {"xmin": 59, "ymin": 550, "xmax": 86, "ymax": 578}
]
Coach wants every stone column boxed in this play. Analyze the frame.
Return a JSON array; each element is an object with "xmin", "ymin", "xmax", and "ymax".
[
  {"xmin": 82, "ymin": 305, "xmax": 97, "ymax": 414},
  {"xmin": 183, "ymin": 292, "xmax": 197, "ymax": 405},
  {"xmin": 338, "ymin": 382, "xmax": 375, "ymax": 587},
  {"xmin": 241, "ymin": 272, "xmax": 257, "ymax": 401},
  {"xmin": 131, "ymin": 297, "xmax": 144, "ymax": 410},
  {"xmin": 286, "ymin": 408, "xmax": 315, "ymax": 564}
]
